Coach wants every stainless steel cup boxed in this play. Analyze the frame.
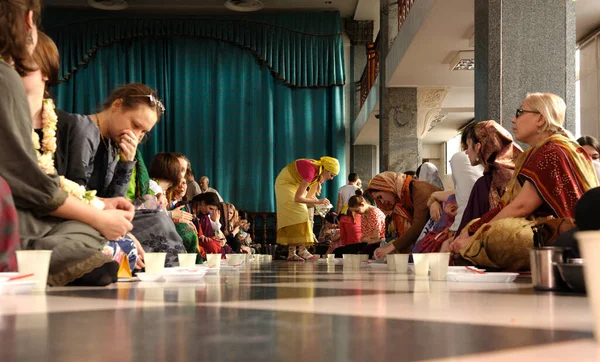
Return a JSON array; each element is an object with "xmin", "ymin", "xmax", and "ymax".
[{"xmin": 529, "ymin": 247, "xmax": 569, "ymax": 291}]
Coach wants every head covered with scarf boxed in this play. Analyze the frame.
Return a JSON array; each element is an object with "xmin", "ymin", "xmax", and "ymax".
[
  {"xmin": 416, "ymin": 162, "xmax": 444, "ymax": 190},
  {"xmin": 365, "ymin": 171, "xmax": 414, "ymax": 236},
  {"xmin": 313, "ymin": 156, "xmax": 340, "ymax": 176},
  {"xmin": 307, "ymin": 156, "xmax": 340, "ymax": 195},
  {"xmin": 473, "ymin": 120, "xmax": 523, "ymax": 208}
]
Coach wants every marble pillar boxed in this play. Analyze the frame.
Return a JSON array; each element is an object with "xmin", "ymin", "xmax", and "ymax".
[
  {"xmin": 345, "ymin": 18, "xmax": 374, "ymax": 172},
  {"xmin": 379, "ymin": 0, "xmax": 390, "ymax": 170},
  {"xmin": 475, "ymin": 0, "xmax": 576, "ymax": 135},
  {"xmin": 388, "ymin": 3, "xmax": 398, "ymax": 50},
  {"xmin": 344, "ymin": 18, "xmax": 373, "ymax": 121},
  {"xmin": 353, "ymin": 48, "xmax": 368, "ymax": 120},
  {"xmin": 381, "ymin": 87, "xmax": 422, "ymax": 173},
  {"xmin": 353, "ymin": 145, "xmax": 378, "ymax": 184}
]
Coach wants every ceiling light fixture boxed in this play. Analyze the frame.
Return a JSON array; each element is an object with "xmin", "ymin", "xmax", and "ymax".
[
  {"xmin": 88, "ymin": 0, "xmax": 128, "ymax": 10},
  {"xmin": 450, "ymin": 50, "xmax": 474, "ymax": 71},
  {"xmin": 224, "ymin": 0, "xmax": 264, "ymax": 12}
]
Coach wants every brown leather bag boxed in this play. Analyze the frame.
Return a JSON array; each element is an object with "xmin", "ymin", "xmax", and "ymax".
[{"xmin": 532, "ymin": 217, "xmax": 576, "ymax": 247}]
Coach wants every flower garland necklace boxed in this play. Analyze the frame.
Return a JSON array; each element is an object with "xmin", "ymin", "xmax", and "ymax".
[{"xmin": 32, "ymin": 99, "xmax": 104, "ymax": 209}]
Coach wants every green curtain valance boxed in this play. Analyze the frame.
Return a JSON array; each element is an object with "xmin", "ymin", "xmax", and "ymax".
[{"xmin": 44, "ymin": 11, "xmax": 346, "ymax": 88}]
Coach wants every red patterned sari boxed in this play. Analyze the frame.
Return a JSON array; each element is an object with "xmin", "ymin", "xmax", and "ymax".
[{"xmin": 460, "ymin": 134, "xmax": 599, "ymax": 270}]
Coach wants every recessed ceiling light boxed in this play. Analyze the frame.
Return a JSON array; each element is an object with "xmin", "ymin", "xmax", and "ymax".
[{"xmin": 450, "ymin": 50, "xmax": 475, "ymax": 71}]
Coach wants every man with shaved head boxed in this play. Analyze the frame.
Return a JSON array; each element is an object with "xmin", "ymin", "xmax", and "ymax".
[{"xmin": 199, "ymin": 176, "xmax": 223, "ymax": 202}]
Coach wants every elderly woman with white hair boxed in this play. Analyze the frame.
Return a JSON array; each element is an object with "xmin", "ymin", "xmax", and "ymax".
[{"xmin": 449, "ymin": 93, "xmax": 600, "ymax": 270}]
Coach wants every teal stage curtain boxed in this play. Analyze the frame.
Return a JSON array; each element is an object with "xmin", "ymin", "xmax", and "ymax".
[{"xmin": 45, "ymin": 11, "xmax": 346, "ymax": 212}]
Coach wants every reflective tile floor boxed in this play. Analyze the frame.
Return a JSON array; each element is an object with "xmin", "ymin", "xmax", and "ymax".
[{"xmin": 0, "ymin": 261, "xmax": 597, "ymax": 361}]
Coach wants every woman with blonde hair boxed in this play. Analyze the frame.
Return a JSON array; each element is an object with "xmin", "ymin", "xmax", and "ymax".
[
  {"xmin": 450, "ymin": 93, "xmax": 600, "ymax": 270},
  {"xmin": 275, "ymin": 156, "xmax": 339, "ymax": 261}
]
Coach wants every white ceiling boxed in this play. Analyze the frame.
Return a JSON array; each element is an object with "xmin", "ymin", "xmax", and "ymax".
[
  {"xmin": 45, "ymin": 0, "xmax": 360, "ymax": 15},
  {"xmin": 576, "ymin": 0, "xmax": 600, "ymax": 42},
  {"xmin": 388, "ymin": 0, "xmax": 474, "ymax": 88},
  {"xmin": 354, "ymin": 108, "xmax": 378, "ymax": 145}
]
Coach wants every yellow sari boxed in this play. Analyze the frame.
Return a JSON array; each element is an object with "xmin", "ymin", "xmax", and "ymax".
[
  {"xmin": 275, "ymin": 160, "xmax": 321, "ymax": 246},
  {"xmin": 460, "ymin": 134, "xmax": 599, "ymax": 270}
]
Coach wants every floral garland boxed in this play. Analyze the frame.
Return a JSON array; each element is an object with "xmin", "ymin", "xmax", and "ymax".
[{"xmin": 32, "ymin": 99, "xmax": 104, "ymax": 210}]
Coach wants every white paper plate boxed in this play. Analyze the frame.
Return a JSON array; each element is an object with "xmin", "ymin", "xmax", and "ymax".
[
  {"xmin": 171, "ymin": 266, "xmax": 207, "ymax": 271},
  {"xmin": 136, "ymin": 273, "xmax": 164, "ymax": 282},
  {"xmin": 219, "ymin": 265, "xmax": 242, "ymax": 272},
  {"xmin": 446, "ymin": 272, "xmax": 518, "ymax": 283},
  {"xmin": 160, "ymin": 269, "xmax": 207, "ymax": 282},
  {"xmin": 0, "ymin": 273, "xmax": 21, "ymax": 283},
  {"xmin": 448, "ymin": 266, "xmax": 486, "ymax": 274},
  {"xmin": 0, "ymin": 280, "xmax": 37, "ymax": 294}
]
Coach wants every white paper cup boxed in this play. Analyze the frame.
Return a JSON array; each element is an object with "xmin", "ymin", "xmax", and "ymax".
[
  {"xmin": 576, "ymin": 231, "xmax": 600, "ymax": 342},
  {"xmin": 412, "ymin": 254, "xmax": 430, "ymax": 277},
  {"xmin": 178, "ymin": 253, "xmax": 197, "ymax": 267},
  {"xmin": 342, "ymin": 254, "xmax": 352, "ymax": 268},
  {"xmin": 265, "ymin": 255, "xmax": 272, "ymax": 262},
  {"xmin": 359, "ymin": 254, "xmax": 369, "ymax": 262},
  {"xmin": 16, "ymin": 250, "xmax": 53, "ymax": 291},
  {"xmin": 351, "ymin": 255, "xmax": 361, "ymax": 269},
  {"xmin": 428, "ymin": 253, "xmax": 451, "ymax": 281},
  {"xmin": 327, "ymin": 254, "xmax": 335, "ymax": 261},
  {"xmin": 207, "ymin": 254, "xmax": 221, "ymax": 268},
  {"xmin": 226, "ymin": 254, "xmax": 244, "ymax": 266},
  {"xmin": 392, "ymin": 254, "xmax": 409, "ymax": 273},
  {"xmin": 386, "ymin": 255, "xmax": 396, "ymax": 271},
  {"xmin": 144, "ymin": 252, "xmax": 167, "ymax": 274}
]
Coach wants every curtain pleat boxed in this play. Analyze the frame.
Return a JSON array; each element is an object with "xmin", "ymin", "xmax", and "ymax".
[{"xmin": 45, "ymin": 11, "xmax": 345, "ymax": 88}]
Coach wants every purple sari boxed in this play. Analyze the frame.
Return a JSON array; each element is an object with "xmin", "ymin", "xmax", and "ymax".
[{"xmin": 457, "ymin": 173, "xmax": 492, "ymax": 234}]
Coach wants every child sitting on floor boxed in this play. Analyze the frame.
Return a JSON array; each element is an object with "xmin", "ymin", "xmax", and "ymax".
[
  {"xmin": 148, "ymin": 153, "xmax": 182, "ymax": 209},
  {"xmin": 319, "ymin": 212, "xmax": 340, "ymax": 253}
]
